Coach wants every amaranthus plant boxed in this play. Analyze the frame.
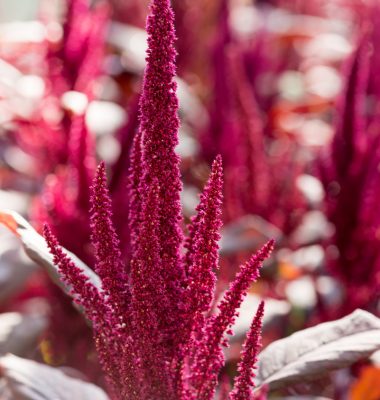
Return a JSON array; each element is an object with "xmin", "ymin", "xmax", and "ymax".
[
  {"xmin": 22, "ymin": 0, "xmax": 109, "ymax": 375},
  {"xmin": 319, "ymin": 27, "xmax": 380, "ymax": 314},
  {"xmin": 15, "ymin": 0, "xmax": 108, "ymax": 174},
  {"xmin": 43, "ymin": 0, "xmax": 273, "ymax": 398},
  {"xmin": 4, "ymin": 2, "xmax": 380, "ymax": 400},
  {"xmin": 202, "ymin": 0, "xmax": 305, "ymax": 234}
]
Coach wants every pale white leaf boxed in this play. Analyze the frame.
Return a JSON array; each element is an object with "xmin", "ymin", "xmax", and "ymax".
[
  {"xmin": 0, "ymin": 354, "xmax": 109, "ymax": 400},
  {"xmin": 256, "ymin": 309, "xmax": 380, "ymax": 391},
  {"xmin": 370, "ymin": 349, "xmax": 380, "ymax": 366}
]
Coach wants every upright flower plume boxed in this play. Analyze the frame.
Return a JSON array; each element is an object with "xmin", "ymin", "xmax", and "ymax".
[
  {"xmin": 202, "ymin": 0, "xmax": 305, "ymax": 233},
  {"xmin": 184, "ymin": 154, "xmax": 223, "ymax": 305},
  {"xmin": 51, "ymin": 0, "xmax": 109, "ymax": 96},
  {"xmin": 230, "ymin": 301, "xmax": 265, "ymax": 400},
  {"xmin": 127, "ymin": 129, "xmax": 143, "ymax": 249},
  {"xmin": 131, "ymin": 0, "xmax": 186, "ymax": 356},
  {"xmin": 43, "ymin": 225, "xmax": 109, "ymax": 325},
  {"xmin": 189, "ymin": 241, "xmax": 274, "ymax": 400},
  {"xmin": 138, "ymin": 0, "xmax": 184, "ymax": 283},
  {"xmin": 44, "ymin": 0, "xmax": 274, "ymax": 398},
  {"xmin": 90, "ymin": 162, "xmax": 129, "ymax": 315},
  {"xmin": 180, "ymin": 154, "xmax": 223, "ymax": 360},
  {"xmin": 68, "ymin": 115, "xmax": 96, "ymax": 211},
  {"xmin": 319, "ymin": 32, "xmax": 380, "ymax": 313}
]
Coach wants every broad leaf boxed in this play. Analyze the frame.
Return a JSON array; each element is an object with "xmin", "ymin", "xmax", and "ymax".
[
  {"xmin": 256, "ymin": 309, "xmax": 380, "ymax": 391},
  {"xmin": 0, "ymin": 354, "xmax": 109, "ymax": 400},
  {"xmin": 0, "ymin": 210, "xmax": 101, "ymax": 294}
]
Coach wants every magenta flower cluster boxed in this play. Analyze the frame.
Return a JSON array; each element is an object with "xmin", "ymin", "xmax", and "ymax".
[
  {"xmin": 320, "ymin": 22, "xmax": 380, "ymax": 314},
  {"xmin": 44, "ymin": 0, "xmax": 273, "ymax": 398}
]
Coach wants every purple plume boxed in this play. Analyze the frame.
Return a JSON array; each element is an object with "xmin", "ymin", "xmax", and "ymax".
[
  {"xmin": 43, "ymin": 225, "xmax": 108, "ymax": 326},
  {"xmin": 189, "ymin": 240, "xmax": 274, "ymax": 399},
  {"xmin": 183, "ymin": 155, "xmax": 223, "ymax": 338},
  {"xmin": 44, "ymin": 0, "xmax": 274, "ymax": 398},
  {"xmin": 90, "ymin": 162, "xmax": 129, "ymax": 314},
  {"xmin": 229, "ymin": 301, "xmax": 265, "ymax": 400}
]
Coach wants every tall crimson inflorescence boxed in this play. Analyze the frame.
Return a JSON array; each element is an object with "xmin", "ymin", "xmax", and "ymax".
[
  {"xmin": 319, "ymin": 26, "xmax": 380, "ymax": 313},
  {"xmin": 202, "ymin": 0, "xmax": 305, "ymax": 234},
  {"xmin": 44, "ymin": 0, "xmax": 273, "ymax": 398}
]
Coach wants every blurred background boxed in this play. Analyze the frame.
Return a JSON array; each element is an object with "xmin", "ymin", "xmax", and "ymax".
[
  {"xmin": 0, "ymin": 0, "xmax": 380, "ymax": 398},
  {"xmin": 0, "ymin": 1, "xmax": 40, "ymax": 21}
]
